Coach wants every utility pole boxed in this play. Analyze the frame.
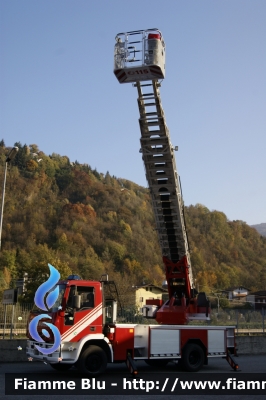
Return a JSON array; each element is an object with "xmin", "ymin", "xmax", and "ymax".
[{"xmin": 0, "ymin": 146, "xmax": 19, "ymax": 250}]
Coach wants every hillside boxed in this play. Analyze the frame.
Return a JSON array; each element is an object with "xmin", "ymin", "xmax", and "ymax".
[
  {"xmin": 0, "ymin": 142, "xmax": 266, "ymax": 304},
  {"xmin": 250, "ymin": 223, "xmax": 266, "ymax": 237}
]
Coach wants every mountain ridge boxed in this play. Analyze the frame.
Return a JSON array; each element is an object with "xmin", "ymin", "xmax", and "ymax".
[{"xmin": 250, "ymin": 223, "xmax": 266, "ymax": 237}]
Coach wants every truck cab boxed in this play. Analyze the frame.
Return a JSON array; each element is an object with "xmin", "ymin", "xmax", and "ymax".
[{"xmin": 26, "ymin": 276, "xmax": 118, "ymax": 374}]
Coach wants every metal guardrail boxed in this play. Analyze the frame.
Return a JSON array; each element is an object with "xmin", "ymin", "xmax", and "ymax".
[
  {"xmin": 0, "ymin": 304, "xmax": 265, "ymax": 339},
  {"xmin": 0, "ymin": 303, "xmax": 33, "ymax": 339},
  {"xmin": 236, "ymin": 329, "xmax": 266, "ymax": 334}
]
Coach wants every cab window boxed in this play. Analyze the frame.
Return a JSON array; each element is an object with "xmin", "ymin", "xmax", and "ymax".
[
  {"xmin": 76, "ymin": 286, "xmax": 95, "ymax": 311},
  {"xmin": 67, "ymin": 286, "xmax": 95, "ymax": 310}
]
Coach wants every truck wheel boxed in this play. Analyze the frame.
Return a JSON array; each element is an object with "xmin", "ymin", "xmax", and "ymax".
[
  {"xmin": 50, "ymin": 363, "xmax": 73, "ymax": 371},
  {"xmin": 145, "ymin": 359, "xmax": 169, "ymax": 368},
  {"xmin": 182, "ymin": 343, "xmax": 204, "ymax": 372},
  {"xmin": 77, "ymin": 345, "xmax": 107, "ymax": 376}
]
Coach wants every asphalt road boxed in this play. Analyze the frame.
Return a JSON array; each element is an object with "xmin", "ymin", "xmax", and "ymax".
[{"xmin": 1, "ymin": 355, "xmax": 266, "ymax": 400}]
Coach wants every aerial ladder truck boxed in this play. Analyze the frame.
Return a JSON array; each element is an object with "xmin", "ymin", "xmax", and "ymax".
[
  {"xmin": 114, "ymin": 29, "xmax": 210, "ymax": 325},
  {"xmin": 26, "ymin": 29, "xmax": 238, "ymax": 376}
]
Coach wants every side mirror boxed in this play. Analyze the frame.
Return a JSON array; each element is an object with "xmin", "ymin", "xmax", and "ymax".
[{"xmin": 73, "ymin": 295, "xmax": 81, "ymax": 309}]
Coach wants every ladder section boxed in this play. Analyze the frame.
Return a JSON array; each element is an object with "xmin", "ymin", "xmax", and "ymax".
[{"xmin": 136, "ymin": 80, "xmax": 193, "ymax": 289}]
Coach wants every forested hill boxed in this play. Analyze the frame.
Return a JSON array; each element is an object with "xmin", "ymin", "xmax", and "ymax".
[{"xmin": 0, "ymin": 142, "xmax": 266, "ymax": 303}]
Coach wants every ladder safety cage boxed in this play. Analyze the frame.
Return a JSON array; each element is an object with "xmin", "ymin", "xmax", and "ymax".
[{"xmin": 114, "ymin": 29, "xmax": 166, "ymax": 83}]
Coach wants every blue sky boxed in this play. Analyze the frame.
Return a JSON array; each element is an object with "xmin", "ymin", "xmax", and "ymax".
[{"xmin": 0, "ymin": 0, "xmax": 265, "ymax": 225}]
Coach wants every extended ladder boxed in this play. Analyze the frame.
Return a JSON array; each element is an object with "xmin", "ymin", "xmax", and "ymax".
[{"xmin": 135, "ymin": 80, "xmax": 194, "ymax": 292}]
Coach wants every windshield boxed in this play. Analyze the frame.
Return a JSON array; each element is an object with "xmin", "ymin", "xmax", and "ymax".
[
  {"xmin": 50, "ymin": 284, "xmax": 66, "ymax": 311},
  {"xmin": 32, "ymin": 284, "xmax": 66, "ymax": 312}
]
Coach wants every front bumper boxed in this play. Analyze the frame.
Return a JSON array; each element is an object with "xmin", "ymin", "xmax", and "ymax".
[{"xmin": 26, "ymin": 340, "xmax": 78, "ymax": 364}]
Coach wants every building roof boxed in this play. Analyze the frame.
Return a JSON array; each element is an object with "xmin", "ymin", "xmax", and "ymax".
[
  {"xmin": 223, "ymin": 286, "xmax": 250, "ymax": 292},
  {"xmin": 133, "ymin": 284, "xmax": 168, "ymax": 292},
  {"xmin": 249, "ymin": 290, "xmax": 266, "ymax": 296}
]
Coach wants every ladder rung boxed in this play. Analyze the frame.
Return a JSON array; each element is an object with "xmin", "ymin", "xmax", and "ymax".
[
  {"xmin": 139, "ymin": 116, "xmax": 162, "ymax": 120},
  {"xmin": 141, "ymin": 137, "xmax": 168, "ymax": 143},
  {"xmin": 140, "ymin": 117, "xmax": 160, "ymax": 121},
  {"xmin": 128, "ymin": 49, "xmax": 141, "ymax": 53},
  {"xmin": 140, "ymin": 96, "xmax": 156, "ymax": 101},
  {"xmin": 146, "ymin": 121, "xmax": 163, "ymax": 125}
]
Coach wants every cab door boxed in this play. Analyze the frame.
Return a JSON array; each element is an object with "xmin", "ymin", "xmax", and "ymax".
[{"xmin": 61, "ymin": 284, "xmax": 103, "ymax": 342}]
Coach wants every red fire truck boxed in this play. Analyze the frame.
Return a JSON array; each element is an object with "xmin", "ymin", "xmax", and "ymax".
[{"xmin": 26, "ymin": 29, "xmax": 238, "ymax": 375}]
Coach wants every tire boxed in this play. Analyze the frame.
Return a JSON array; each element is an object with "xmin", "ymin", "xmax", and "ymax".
[
  {"xmin": 50, "ymin": 363, "xmax": 73, "ymax": 371},
  {"xmin": 145, "ymin": 359, "xmax": 169, "ymax": 368},
  {"xmin": 76, "ymin": 345, "xmax": 107, "ymax": 376},
  {"xmin": 182, "ymin": 343, "xmax": 204, "ymax": 372}
]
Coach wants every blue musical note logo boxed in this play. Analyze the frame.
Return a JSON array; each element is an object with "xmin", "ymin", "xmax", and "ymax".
[{"xmin": 29, "ymin": 264, "xmax": 61, "ymax": 355}]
